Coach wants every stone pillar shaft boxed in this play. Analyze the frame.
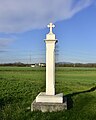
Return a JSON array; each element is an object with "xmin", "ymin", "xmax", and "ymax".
[{"xmin": 46, "ymin": 41, "xmax": 56, "ymax": 95}]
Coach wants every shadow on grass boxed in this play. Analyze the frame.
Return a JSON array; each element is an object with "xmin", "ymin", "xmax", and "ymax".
[
  {"xmin": 65, "ymin": 86, "xmax": 96, "ymax": 110},
  {"xmin": 0, "ymin": 97, "xmax": 12, "ymax": 109},
  {"xmin": 0, "ymin": 96, "xmax": 23, "ymax": 109}
]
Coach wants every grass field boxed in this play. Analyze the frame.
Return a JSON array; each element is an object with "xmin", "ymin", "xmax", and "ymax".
[{"xmin": 0, "ymin": 67, "xmax": 96, "ymax": 120}]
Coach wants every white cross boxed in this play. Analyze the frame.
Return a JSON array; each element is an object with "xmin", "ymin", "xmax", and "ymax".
[{"xmin": 47, "ymin": 23, "xmax": 55, "ymax": 33}]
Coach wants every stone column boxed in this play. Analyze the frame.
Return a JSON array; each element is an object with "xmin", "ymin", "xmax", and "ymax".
[
  {"xmin": 45, "ymin": 23, "xmax": 57, "ymax": 95},
  {"xmin": 31, "ymin": 23, "xmax": 67, "ymax": 112}
]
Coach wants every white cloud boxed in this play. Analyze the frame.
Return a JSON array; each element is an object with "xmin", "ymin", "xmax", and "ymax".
[{"xmin": 0, "ymin": 0, "xmax": 94, "ymax": 33}]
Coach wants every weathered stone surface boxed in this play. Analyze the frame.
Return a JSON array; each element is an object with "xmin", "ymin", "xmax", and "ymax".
[{"xmin": 31, "ymin": 97, "xmax": 67, "ymax": 112}]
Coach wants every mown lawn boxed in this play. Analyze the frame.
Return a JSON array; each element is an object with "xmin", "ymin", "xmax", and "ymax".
[{"xmin": 0, "ymin": 67, "xmax": 96, "ymax": 120}]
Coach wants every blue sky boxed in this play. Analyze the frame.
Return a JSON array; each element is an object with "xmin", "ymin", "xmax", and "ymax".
[{"xmin": 0, "ymin": 0, "xmax": 96, "ymax": 63}]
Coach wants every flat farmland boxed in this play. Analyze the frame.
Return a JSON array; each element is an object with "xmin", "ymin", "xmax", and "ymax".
[{"xmin": 0, "ymin": 67, "xmax": 96, "ymax": 120}]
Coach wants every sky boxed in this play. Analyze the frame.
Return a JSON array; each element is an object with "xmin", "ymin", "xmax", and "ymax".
[{"xmin": 0, "ymin": 0, "xmax": 96, "ymax": 64}]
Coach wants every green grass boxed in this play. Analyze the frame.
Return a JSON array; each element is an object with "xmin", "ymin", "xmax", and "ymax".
[{"xmin": 0, "ymin": 67, "xmax": 96, "ymax": 120}]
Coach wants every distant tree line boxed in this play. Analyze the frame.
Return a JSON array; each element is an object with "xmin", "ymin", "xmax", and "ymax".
[
  {"xmin": 0, "ymin": 62, "xmax": 28, "ymax": 67},
  {"xmin": 0, "ymin": 62, "xmax": 96, "ymax": 67},
  {"xmin": 56, "ymin": 63, "xmax": 96, "ymax": 67},
  {"xmin": 0, "ymin": 62, "xmax": 45, "ymax": 67}
]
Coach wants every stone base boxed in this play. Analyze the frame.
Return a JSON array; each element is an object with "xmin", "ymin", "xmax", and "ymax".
[
  {"xmin": 31, "ymin": 92, "xmax": 67, "ymax": 112},
  {"xmin": 36, "ymin": 92, "xmax": 63, "ymax": 103}
]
